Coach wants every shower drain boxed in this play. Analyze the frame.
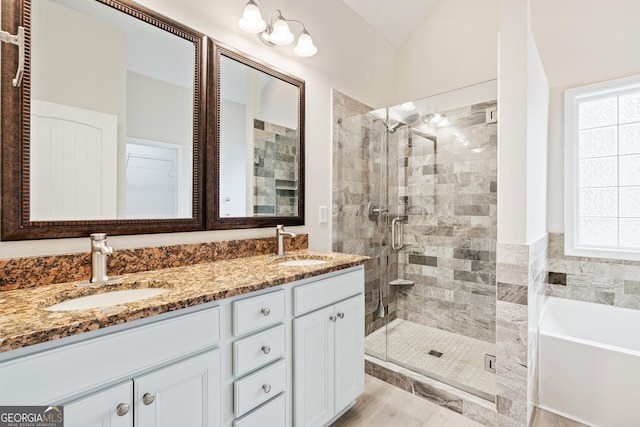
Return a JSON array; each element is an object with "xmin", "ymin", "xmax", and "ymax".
[{"xmin": 428, "ymin": 350, "xmax": 443, "ymax": 358}]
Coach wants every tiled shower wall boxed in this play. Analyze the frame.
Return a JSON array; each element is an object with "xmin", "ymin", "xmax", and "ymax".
[
  {"xmin": 332, "ymin": 90, "xmax": 399, "ymax": 335},
  {"xmin": 395, "ymin": 101, "xmax": 498, "ymax": 343},
  {"xmin": 253, "ymin": 119, "xmax": 298, "ymax": 216}
]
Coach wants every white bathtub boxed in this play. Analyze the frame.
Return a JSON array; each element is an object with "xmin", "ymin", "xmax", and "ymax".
[{"xmin": 539, "ymin": 297, "xmax": 640, "ymax": 427}]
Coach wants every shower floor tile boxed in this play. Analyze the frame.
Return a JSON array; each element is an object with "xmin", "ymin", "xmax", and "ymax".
[{"xmin": 365, "ymin": 318, "xmax": 495, "ymax": 401}]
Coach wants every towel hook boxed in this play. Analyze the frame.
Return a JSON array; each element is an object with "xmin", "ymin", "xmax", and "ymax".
[{"xmin": 0, "ymin": 26, "xmax": 25, "ymax": 87}]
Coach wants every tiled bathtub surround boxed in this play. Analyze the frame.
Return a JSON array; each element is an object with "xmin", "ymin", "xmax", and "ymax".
[
  {"xmin": 547, "ymin": 233, "xmax": 640, "ymax": 309},
  {"xmin": 394, "ymin": 101, "xmax": 498, "ymax": 343},
  {"xmin": 0, "ymin": 235, "xmax": 308, "ymax": 291},
  {"xmin": 332, "ymin": 90, "xmax": 399, "ymax": 335}
]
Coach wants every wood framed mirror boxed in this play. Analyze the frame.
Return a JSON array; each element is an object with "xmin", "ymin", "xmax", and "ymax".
[
  {"xmin": 209, "ymin": 44, "xmax": 305, "ymax": 229},
  {"xmin": 1, "ymin": 0, "xmax": 210, "ymax": 240}
]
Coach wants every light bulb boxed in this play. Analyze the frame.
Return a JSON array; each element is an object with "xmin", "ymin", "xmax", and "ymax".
[
  {"xmin": 437, "ymin": 115, "xmax": 450, "ymax": 127},
  {"xmin": 294, "ymin": 31, "xmax": 317, "ymax": 57},
  {"xmin": 270, "ymin": 17, "xmax": 294, "ymax": 45},
  {"xmin": 238, "ymin": 1, "xmax": 266, "ymax": 33}
]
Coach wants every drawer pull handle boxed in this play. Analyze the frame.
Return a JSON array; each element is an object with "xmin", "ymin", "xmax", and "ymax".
[
  {"xmin": 261, "ymin": 307, "xmax": 271, "ymax": 317},
  {"xmin": 262, "ymin": 345, "xmax": 271, "ymax": 354},
  {"xmin": 262, "ymin": 384, "xmax": 272, "ymax": 393},
  {"xmin": 116, "ymin": 403, "xmax": 130, "ymax": 416},
  {"xmin": 143, "ymin": 393, "xmax": 156, "ymax": 405},
  {"xmin": 329, "ymin": 315, "xmax": 337, "ymax": 322},
  {"xmin": 337, "ymin": 312, "xmax": 345, "ymax": 319}
]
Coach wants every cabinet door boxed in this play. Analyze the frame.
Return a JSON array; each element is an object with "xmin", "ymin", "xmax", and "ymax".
[
  {"xmin": 65, "ymin": 381, "xmax": 133, "ymax": 427},
  {"xmin": 293, "ymin": 306, "xmax": 335, "ymax": 427},
  {"xmin": 135, "ymin": 348, "xmax": 221, "ymax": 427},
  {"xmin": 334, "ymin": 294, "xmax": 364, "ymax": 413}
]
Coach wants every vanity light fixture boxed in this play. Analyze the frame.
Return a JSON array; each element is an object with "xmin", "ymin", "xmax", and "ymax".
[{"xmin": 238, "ymin": 0, "xmax": 318, "ymax": 57}]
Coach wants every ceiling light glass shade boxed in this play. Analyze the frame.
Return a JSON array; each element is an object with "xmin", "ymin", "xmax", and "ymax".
[
  {"xmin": 238, "ymin": 1, "xmax": 266, "ymax": 33},
  {"xmin": 270, "ymin": 17, "xmax": 294, "ymax": 45},
  {"xmin": 400, "ymin": 102, "xmax": 415, "ymax": 111},
  {"xmin": 294, "ymin": 31, "xmax": 317, "ymax": 57}
]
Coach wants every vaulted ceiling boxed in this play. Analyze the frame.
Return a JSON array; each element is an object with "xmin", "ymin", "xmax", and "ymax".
[{"xmin": 339, "ymin": 0, "xmax": 438, "ymax": 47}]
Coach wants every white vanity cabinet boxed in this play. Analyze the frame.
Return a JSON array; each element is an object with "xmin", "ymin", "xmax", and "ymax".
[
  {"xmin": 0, "ymin": 305, "xmax": 222, "ymax": 427},
  {"xmin": 64, "ymin": 382, "xmax": 134, "ymax": 427},
  {"xmin": 292, "ymin": 269, "xmax": 365, "ymax": 427},
  {"xmin": 64, "ymin": 349, "xmax": 220, "ymax": 427},
  {"xmin": 0, "ymin": 265, "xmax": 365, "ymax": 427}
]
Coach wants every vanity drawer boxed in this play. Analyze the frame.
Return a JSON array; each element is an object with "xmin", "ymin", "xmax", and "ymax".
[
  {"xmin": 233, "ymin": 393, "xmax": 286, "ymax": 427},
  {"xmin": 293, "ymin": 268, "xmax": 364, "ymax": 316},
  {"xmin": 234, "ymin": 360, "xmax": 287, "ymax": 417},
  {"xmin": 233, "ymin": 290, "xmax": 285, "ymax": 336},
  {"xmin": 234, "ymin": 324, "xmax": 286, "ymax": 377}
]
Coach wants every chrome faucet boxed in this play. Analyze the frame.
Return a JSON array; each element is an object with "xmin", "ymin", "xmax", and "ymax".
[
  {"xmin": 276, "ymin": 225, "xmax": 297, "ymax": 256},
  {"xmin": 90, "ymin": 233, "xmax": 113, "ymax": 283}
]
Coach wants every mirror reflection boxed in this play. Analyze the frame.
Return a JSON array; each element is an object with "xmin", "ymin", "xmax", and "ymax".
[
  {"xmin": 30, "ymin": 0, "xmax": 194, "ymax": 221},
  {"xmin": 218, "ymin": 54, "xmax": 300, "ymax": 218}
]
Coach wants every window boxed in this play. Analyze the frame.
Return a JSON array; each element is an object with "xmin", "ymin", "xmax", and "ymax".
[{"xmin": 565, "ymin": 74, "xmax": 640, "ymax": 260}]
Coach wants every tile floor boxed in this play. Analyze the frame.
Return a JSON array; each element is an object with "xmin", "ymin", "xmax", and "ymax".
[
  {"xmin": 365, "ymin": 318, "xmax": 496, "ymax": 400},
  {"xmin": 331, "ymin": 374, "xmax": 484, "ymax": 427}
]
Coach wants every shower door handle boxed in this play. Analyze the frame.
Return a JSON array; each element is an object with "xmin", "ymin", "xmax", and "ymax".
[{"xmin": 391, "ymin": 217, "xmax": 404, "ymax": 251}]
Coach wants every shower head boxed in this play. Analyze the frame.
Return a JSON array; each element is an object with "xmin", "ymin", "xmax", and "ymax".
[
  {"xmin": 373, "ymin": 111, "xmax": 421, "ymax": 133},
  {"xmin": 386, "ymin": 112, "xmax": 421, "ymax": 133},
  {"xmin": 401, "ymin": 112, "xmax": 420, "ymax": 124}
]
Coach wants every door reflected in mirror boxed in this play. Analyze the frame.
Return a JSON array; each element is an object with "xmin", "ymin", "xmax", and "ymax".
[
  {"xmin": 30, "ymin": 0, "xmax": 194, "ymax": 221},
  {"xmin": 217, "ymin": 52, "xmax": 303, "ymax": 221}
]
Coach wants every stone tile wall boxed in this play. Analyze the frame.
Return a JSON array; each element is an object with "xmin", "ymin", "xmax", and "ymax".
[
  {"xmin": 395, "ymin": 101, "xmax": 498, "ymax": 343},
  {"xmin": 495, "ymin": 234, "xmax": 548, "ymax": 426},
  {"xmin": 547, "ymin": 233, "xmax": 640, "ymax": 309},
  {"xmin": 253, "ymin": 119, "xmax": 298, "ymax": 216},
  {"xmin": 332, "ymin": 90, "xmax": 399, "ymax": 335}
]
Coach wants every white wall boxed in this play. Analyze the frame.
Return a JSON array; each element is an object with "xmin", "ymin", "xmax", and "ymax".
[
  {"xmin": 0, "ymin": 0, "xmax": 396, "ymax": 258},
  {"xmin": 525, "ymin": 27, "xmax": 549, "ymax": 243},
  {"xmin": 531, "ymin": 0, "xmax": 640, "ymax": 233},
  {"xmin": 260, "ymin": 78, "xmax": 298, "ymax": 130},
  {"xmin": 395, "ymin": 0, "xmax": 499, "ymax": 104},
  {"xmin": 219, "ymin": 99, "xmax": 247, "ymax": 217},
  {"xmin": 497, "ymin": 0, "xmax": 549, "ymax": 245}
]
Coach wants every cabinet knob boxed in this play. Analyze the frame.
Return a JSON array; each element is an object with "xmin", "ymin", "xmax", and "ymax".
[
  {"xmin": 262, "ymin": 384, "xmax": 272, "ymax": 393},
  {"xmin": 329, "ymin": 315, "xmax": 337, "ymax": 322},
  {"xmin": 262, "ymin": 345, "xmax": 271, "ymax": 354},
  {"xmin": 261, "ymin": 307, "xmax": 271, "ymax": 317},
  {"xmin": 143, "ymin": 393, "xmax": 156, "ymax": 405},
  {"xmin": 116, "ymin": 403, "xmax": 130, "ymax": 416},
  {"xmin": 337, "ymin": 312, "xmax": 345, "ymax": 319}
]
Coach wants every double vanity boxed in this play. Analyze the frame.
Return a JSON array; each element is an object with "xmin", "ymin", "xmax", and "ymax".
[{"xmin": 0, "ymin": 249, "xmax": 368, "ymax": 427}]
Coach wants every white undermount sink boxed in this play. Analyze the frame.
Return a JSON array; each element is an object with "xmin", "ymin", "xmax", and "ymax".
[
  {"xmin": 45, "ymin": 288, "xmax": 168, "ymax": 311},
  {"xmin": 276, "ymin": 255, "xmax": 330, "ymax": 267},
  {"xmin": 278, "ymin": 259, "xmax": 328, "ymax": 267}
]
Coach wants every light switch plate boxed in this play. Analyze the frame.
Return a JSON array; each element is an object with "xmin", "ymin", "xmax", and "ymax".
[{"xmin": 319, "ymin": 206, "xmax": 328, "ymax": 223}]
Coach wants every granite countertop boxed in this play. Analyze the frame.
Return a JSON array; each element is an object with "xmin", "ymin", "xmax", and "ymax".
[{"xmin": 0, "ymin": 250, "xmax": 369, "ymax": 353}]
